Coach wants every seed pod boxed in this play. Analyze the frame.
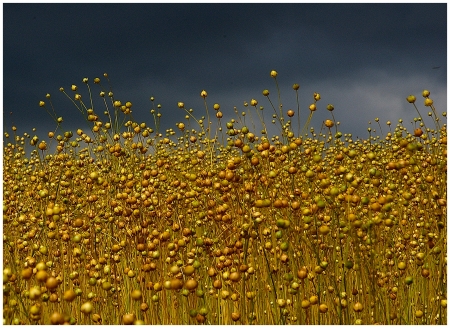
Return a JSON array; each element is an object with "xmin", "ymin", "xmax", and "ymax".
[
  {"xmin": 46, "ymin": 277, "xmax": 58, "ymax": 290},
  {"xmin": 207, "ymin": 267, "xmax": 217, "ymax": 277},
  {"xmin": 80, "ymin": 302, "xmax": 93, "ymax": 314},
  {"xmin": 213, "ymin": 279, "xmax": 222, "ymax": 289},
  {"xmin": 92, "ymin": 314, "xmax": 102, "ymax": 323},
  {"xmin": 229, "ymin": 272, "xmax": 241, "ymax": 283},
  {"xmin": 131, "ymin": 290, "xmax": 142, "ymax": 300},
  {"xmin": 196, "ymin": 314, "xmax": 205, "ymax": 323},
  {"xmin": 170, "ymin": 279, "xmax": 183, "ymax": 290},
  {"xmin": 319, "ymin": 303, "xmax": 328, "ymax": 313},
  {"xmin": 309, "ymin": 295, "xmax": 319, "ymax": 305},
  {"xmin": 63, "ymin": 290, "xmax": 76, "ymax": 302},
  {"xmin": 183, "ymin": 265, "xmax": 195, "ymax": 276},
  {"xmin": 36, "ymin": 270, "xmax": 48, "ymax": 282},
  {"xmin": 184, "ymin": 279, "xmax": 198, "ymax": 290},
  {"xmin": 122, "ymin": 313, "xmax": 136, "ymax": 325},
  {"xmin": 297, "ymin": 269, "xmax": 308, "ymax": 280},
  {"xmin": 231, "ymin": 312, "xmax": 240, "ymax": 321},
  {"xmin": 301, "ymin": 299, "xmax": 311, "ymax": 309},
  {"xmin": 50, "ymin": 311, "xmax": 65, "ymax": 325},
  {"xmin": 353, "ymin": 302, "xmax": 363, "ymax": 312},
  {"xmin": 22, "ymin": 267, "xmax": 33, "ymax": 280},
  {"xmin": 140, "ymin": 303, "xmax": 149, "ymax": 312}
]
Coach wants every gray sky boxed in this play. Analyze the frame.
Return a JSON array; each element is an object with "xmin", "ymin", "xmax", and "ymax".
[{"xmin": 3, "ymin": 3, "xmax": 447, "ymax": 144}]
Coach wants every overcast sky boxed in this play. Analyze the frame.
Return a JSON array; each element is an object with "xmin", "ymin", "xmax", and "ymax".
[{"xmin": 3, "ymin": 3, "xmax": 447, "ymax": 144}]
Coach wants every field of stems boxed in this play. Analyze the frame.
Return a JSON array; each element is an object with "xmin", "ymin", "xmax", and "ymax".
[{"xmin": 2, "ymin": 71, "xmax": 447, "ymax": 325}]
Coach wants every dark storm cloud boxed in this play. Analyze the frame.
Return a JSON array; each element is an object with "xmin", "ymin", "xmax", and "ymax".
[{"xmin": 3, "ymin": 3, "xmax": 446, "ymax": 141}]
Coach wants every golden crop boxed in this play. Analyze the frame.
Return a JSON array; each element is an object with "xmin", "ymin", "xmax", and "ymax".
[{"xmin": 3, "ymin": 71, "xmax": 447, "ymax": 325}]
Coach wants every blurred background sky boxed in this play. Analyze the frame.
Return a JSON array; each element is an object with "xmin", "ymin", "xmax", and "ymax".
[{"xmin": 3, "ymin": 3, "xmax": 447, "ymax": 145}]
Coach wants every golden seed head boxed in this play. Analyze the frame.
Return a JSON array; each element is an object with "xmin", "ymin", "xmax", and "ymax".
[
  {"xmin": 29, "ymin": 303, "xmax": 41, "ymax": 315},
  {"xmin": 74, "ymin": 94, "xmax": 81, "ymax": 100},
  {"xmin": 39, "ymin": 101, "xmax": 45, "ymax": 107},
  {"xmin": 424, "ymin": 98, "xmax": 433, "ymax": 107},
  {"xmin": 319, "ymin": 303, "xmax": 328, "ymax": 313},
  {"xmin": 325, "ymin": 119, "xmax": 334, "ymax": 128},
  {"xmin": 178, "ymin": 102, "xmax": 185, "ymax": 109},
  {"xmin": 45, "ymin": 93, "xmax": 51, "ymax": 99},
  {"xmin": 92, "ymin": 314, "xmax": 102, "ymax": 323},
  {"xmin": 93, "ymin": 77, "xmax": 100, "ymax": 83},
  {"xmin": 406, "ymin": 95, "xmax": 416, "ymax": 103},
  {"xmin": 114, "ymin": 100, "xmax": 122, "ymax": 108},
  {"xmin": 213, "ymin": 103, "xmax": 220, "ymax": 110},
  {"xmin": 80, "ymin": 302, "xmax": 93, "ymax": 314},
  {"xmin": 292, "ymin": 83, "xmax": 300, "ymax": 90},
  {"xmin": 130, "ymin": 289, "xmax": 142, "ymax": 300},
  {"xmin": 262, "ymin": 89, "xmax": 270, "ymax": 97},
  {"xmin": 250, "ymin": 99, "xmax": 258, "ymax": 106},
  {"xmin": 59, "ymin": 87, "xmax": 64, "ymax": 92},
  {"xmin": 326, "ymin": 104, "xmax": 334, "ymax": 111},
  {"xmin": 150, "ymin": 96, "xmax": 155, "ymax": 101},
  {"xmin": 200, "ymin": 90, "xmax": 208, "ymax": 98},
  {"xmin": 38, "ymin": 141, "xmax": 47, "ymax": 150},
  {"xmin": 71, "ymin": 85, "xmax": 77, "ymax": 91},
  {"xmin": 82, "ymin": 78, "xmax": 88, "ymax": 83},
  {"xmin": 353, "ymin": 301, "xmax": 364, "ymax": 312},
  {"xmin": 63, "ymin": 289, "xmax": 76, "ymax": 302},
  {"xmin": 108, "ymin": 91, "xmax": 114, "ymax": 97},
  {"xmin": 309, "ymin": 104, "xmax": 317, "ymax": 112},
  {"xmin": 422, "ymin": 89, "xmax": 430, "ymax": 97},
  {"xmin": 270, "ymin": 70, "xmax": 278, "ymax": 78},
  {"xmin": 313, "ymin": 92, "xmax": 321, "ymax": 101},
  {"xmin": 103, "ymin": 73, "xmax": 108, "ymax": 77}
]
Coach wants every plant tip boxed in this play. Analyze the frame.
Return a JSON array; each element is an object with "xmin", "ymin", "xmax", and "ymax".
[
  {"xmin": 406, "ymin": 95, "xmax": 416, "ymax": 103},
  {"xmin": 325, "ymin": 119, "xmax": 334, "ymax": 128}
]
